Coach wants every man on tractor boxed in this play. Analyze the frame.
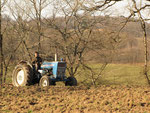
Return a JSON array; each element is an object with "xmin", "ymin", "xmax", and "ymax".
[
  {"xmin": 32, "ymin": 51, "xmax": 43, "ymax": 83},
  {"xmin": 32, "ymin": 51, "xmax": 42, "ymax": 71}
]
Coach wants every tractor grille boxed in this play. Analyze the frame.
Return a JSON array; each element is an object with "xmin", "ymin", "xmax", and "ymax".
[
  {"xmin": 57, "ymin": 68, "xmax": 66, "ymax": 79},
  {"xmin": 58, "ymin": 63, "xmax": 66, "ymax": 67}
]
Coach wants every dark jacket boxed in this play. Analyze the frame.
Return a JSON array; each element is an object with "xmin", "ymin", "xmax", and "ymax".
[{"xmin": 32, "ymin": 56, "xmax": 42, "ymax": 70}]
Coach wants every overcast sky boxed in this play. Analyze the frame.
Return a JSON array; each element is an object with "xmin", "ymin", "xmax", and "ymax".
[{"xmin": 2, "ymin": 0, "xmax": 150, "ymax": 21}]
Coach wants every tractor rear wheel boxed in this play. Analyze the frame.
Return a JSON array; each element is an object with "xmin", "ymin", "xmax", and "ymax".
[
  {"xmin": 65, "ymin": 77, "xmax": 77, "ymax": 86},
  {"xmin": 39, "ymin": 76, "xmax": 51, "ymax": 87},
  {"xmin": 12, "ymin": 64, "xmax": 33, "ymax": 87}
]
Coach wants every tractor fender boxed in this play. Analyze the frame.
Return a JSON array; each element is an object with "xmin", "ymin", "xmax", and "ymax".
[{"xmin": 18, "ymin": 60, "xmax": 33, "ymax": 69}]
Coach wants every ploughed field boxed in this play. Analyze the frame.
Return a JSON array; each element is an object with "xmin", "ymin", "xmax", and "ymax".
[{"xmin": 0, "ymin": 85, "xmax": 150, "ymax": 113}]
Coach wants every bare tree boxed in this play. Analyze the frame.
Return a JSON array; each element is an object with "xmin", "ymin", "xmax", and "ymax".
[
  {"xmin": 42, "ymin": 0, "xmax": 94, "ymax": 76},
  {"xmin": 89, "ymin": 0, "xmax": 150, "ymax": 85},
  {"xmin": 0, "ymin": 0, "xmax": 8, "ymax": 85},
  {"xmin": 0, "ymin": 0, "xmax": 37, "ymax": 84},
  {"xmin": 42, "ymin": 0, "xmax": 122, "ymax": 78},
  {"xmin": 8, "ymin": 0, "xmax": 33, "ymax": 59},
  {"xmin": 131, "ymin": 0, "xmax": 150, "ymax": 85},
  {"xmin": 28, "ymin": 0, "xmax": 51, "ymax": 52}
]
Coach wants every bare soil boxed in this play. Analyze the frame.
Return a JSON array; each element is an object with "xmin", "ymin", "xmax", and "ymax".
[{"xmin": 0, "ymin": 85, "xmax": 150, "ymax": 113}]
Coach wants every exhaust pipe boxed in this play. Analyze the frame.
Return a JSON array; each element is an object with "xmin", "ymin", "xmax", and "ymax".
[{"xmin": 55, "ymin": 53, "xmax": 57, "ymax": 61}]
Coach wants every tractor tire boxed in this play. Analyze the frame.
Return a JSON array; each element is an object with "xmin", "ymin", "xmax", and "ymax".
[
  {"xmin": 39, "ymin": 76, "xmax": 51, "ymax": 87},
  {"xmin": 12, "ymin": 64, "xmax": 33, "ymax": 87},
  {"xmin": 65, "ymin": 77, "xmax": 77, "ymax": 86}
]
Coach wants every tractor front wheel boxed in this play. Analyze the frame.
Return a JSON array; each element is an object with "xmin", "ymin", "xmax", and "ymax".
[
  {"xmin": 39, "ymin": 76, "xmax": 51, "ymax": 87},
  {"xmin": 65, "ymin": 77, "xmax": 77, "ymax": 86}
]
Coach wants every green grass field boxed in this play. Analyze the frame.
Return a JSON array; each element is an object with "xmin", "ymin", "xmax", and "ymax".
[
  {"xmin": 76, "ymin": 63, "xmax": 150, "ymax": 86},
  {"xmin": 2, "ymin": 63, "xmax": 150, "ymax": 86},
  {"xmin": 102, "ymin": 64, "xmax": 149, "ymax": 85}
]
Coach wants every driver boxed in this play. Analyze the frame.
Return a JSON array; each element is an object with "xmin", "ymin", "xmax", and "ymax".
[{"xmin": 32, "ymin": 51, "xmax": 42, "ymax": 71}]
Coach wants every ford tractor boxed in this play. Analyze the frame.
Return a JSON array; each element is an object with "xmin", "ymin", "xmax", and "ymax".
[{"xmin": 12, "ymin": 58, "xmax": 77, "ymax": 87}]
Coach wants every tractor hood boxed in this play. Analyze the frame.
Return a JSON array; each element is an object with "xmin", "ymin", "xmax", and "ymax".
[
  {"xmin": 41, "ymin": 61, "xmax": 66, "ymax": 78},
  {"xmin": 41, "ymin": 61, "xmax": 66, "ymax": 69}
]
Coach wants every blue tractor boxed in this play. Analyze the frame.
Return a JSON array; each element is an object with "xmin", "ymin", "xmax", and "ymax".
[{"xmin": 12, "ymin": 59, "xmax": 77, "ymax": 87}]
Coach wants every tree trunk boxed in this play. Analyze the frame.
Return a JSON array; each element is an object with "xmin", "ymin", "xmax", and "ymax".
[
  {"xmin": 142, "ymin": 24, "xmax": 150, "ymax": 85},
  {"xmin": 139, "ymin": 15, "xmax": 150, "ymax": 85},
  {"xmin": 0, "ymin": 0, "xmax": 3, "ymax": 85},
  {"xmin": 0, "ymin": 35, "xmax": 3, "ymax": 85},
  {"xmin": 132, "ymin": 0, "xmax": 150, "ymax": 85}
]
